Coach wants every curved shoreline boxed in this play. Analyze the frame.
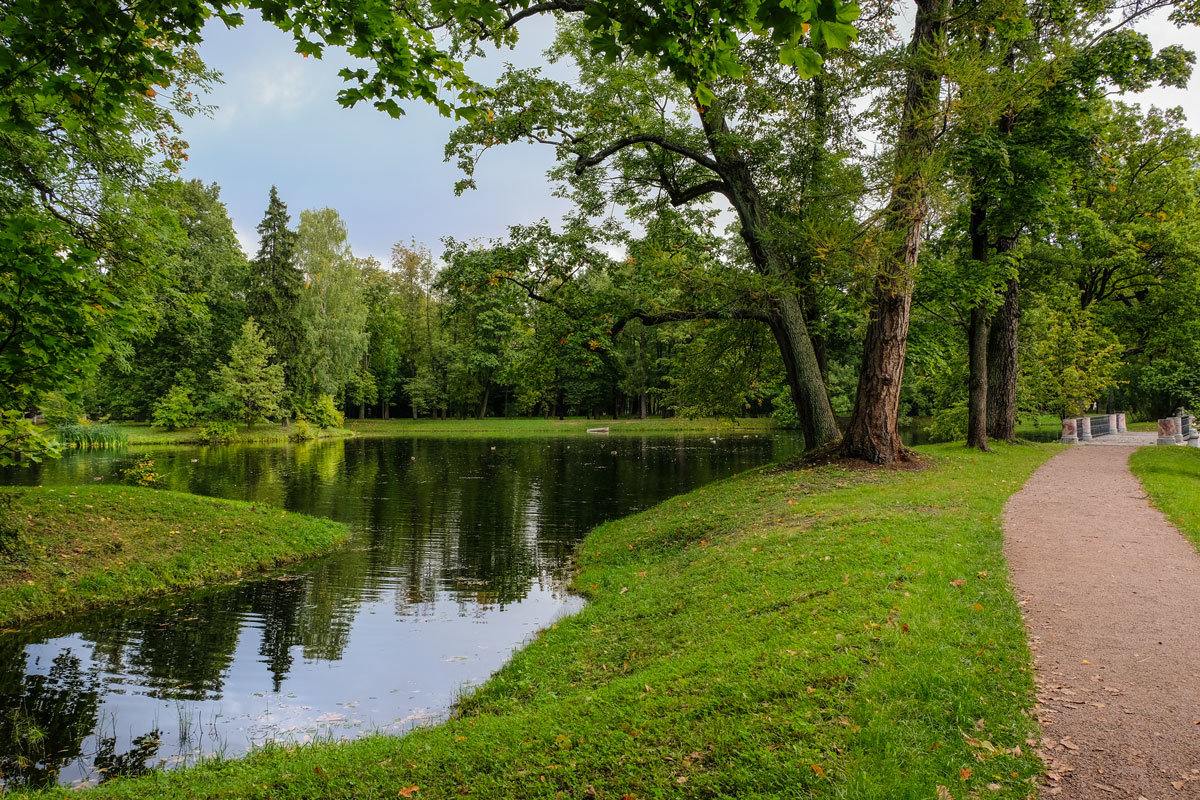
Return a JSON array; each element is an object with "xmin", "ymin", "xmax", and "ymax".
[
  {"xmin": 38, "ymin": 443, "xmax": 1059, "ymax": 799},
  {"xmin": 0, "ymin": 485, "xmax": 350, "ymax": 626}
]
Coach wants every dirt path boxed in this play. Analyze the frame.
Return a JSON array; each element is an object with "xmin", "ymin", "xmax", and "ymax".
[{"xmin": 1005, "ymin": 445, "xmax": 1200, "ymax": 798}]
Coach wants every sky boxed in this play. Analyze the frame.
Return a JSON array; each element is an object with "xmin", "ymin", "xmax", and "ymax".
[{"xmin": 175, "ymin": 9, "xmax": 1200, "ymax": 264}]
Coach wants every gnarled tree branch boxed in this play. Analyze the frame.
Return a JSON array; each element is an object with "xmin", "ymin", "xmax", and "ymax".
[{"xmin": 575, "ymin": 133, "xmax": 721, "ymax": 175}]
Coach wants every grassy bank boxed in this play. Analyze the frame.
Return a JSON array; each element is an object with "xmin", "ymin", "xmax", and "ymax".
[
  {"xmin": 0, "ymin": 486, "xmax": 349, "ymax": 625},
  {"xmin": 49, "ymin": 442, "xmax": 1056, "ymax": 800},
  {"xmin": 347, "ymin": 416, "xmax": 780, "ymax": 438},
  {"xmin": 101, "ymin": 422, "xmax": 354, "ymax": 446},
  {"xmin": 1130, "ymin": 446, "xmax": 1200, "ymax": 549}
]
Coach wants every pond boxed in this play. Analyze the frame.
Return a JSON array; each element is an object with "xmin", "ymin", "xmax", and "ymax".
[{"xmin": 0, "ymin": 432, "xmax": 802, "ymax": 788}]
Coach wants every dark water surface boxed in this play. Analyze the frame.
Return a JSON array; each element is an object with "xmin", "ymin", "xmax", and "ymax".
[{"xmin": 0, "ymin": 433, "xmax": 802, "ymax": 788}]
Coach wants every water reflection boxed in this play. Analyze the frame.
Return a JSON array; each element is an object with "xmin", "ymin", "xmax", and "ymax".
[{"xmin": 0, "ymin": 433, "xmax": 800, "ymax": 786}]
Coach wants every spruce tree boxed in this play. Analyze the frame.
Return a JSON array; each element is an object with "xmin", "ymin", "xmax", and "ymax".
[
  {"xmin": 247, "ymin": 186, "xmax": 303, "ymax": 394},
  {"xmin": 214, "ymin": 318, "xmax": 286, "ymax": 423}
]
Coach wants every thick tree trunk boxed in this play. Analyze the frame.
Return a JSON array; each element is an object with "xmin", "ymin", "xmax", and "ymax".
[
  {"xmin": 987, "ymin": 275, "xmax": 1020, "ymax": 441},
  {"xmin": 359, "ymin": 401, "xmax": 365, "ymax": 420},
  {"xmin": 842, "ymin": 290, "xmax": 913, "ymax": 462},
  {"xmin": 967, "ymin": 303, "xmax": 991, "ymax": 450},
  {"xmin": 639, "ymin": 392, "xmax": 647, "ymax": 420},
  {"xmin": 841, "ymin": 0, "xmax": 947, "ymax": 464}
]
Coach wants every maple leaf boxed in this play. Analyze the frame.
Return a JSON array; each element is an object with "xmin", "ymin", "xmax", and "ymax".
[{"xmin": 398, "ymin": 786, "xmax": 420, "ymax": 797}]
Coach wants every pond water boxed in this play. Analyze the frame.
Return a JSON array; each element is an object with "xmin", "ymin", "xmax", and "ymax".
[{"xmin": 0, "ymin": 433, "xmax": 802, "ymax": 788}]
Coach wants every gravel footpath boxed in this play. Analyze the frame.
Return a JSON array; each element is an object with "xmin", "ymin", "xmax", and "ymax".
[{"xmin": 1004, "ymin": 445, "xmax": 1200, "ymax": 798}]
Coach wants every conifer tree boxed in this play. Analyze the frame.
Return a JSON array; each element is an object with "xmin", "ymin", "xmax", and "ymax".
[
  {"xmin": 247, "ymin": 186, "xmax": 303, "ymax": 393},
  {"xmin": 214, "ymin": 318, "xmax": 286, "ymax": 423}
]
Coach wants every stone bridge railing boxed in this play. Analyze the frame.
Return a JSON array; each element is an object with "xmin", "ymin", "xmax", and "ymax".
[
  {"xmin": 1060, "ymin": 413, "xmax": 1126, "ymax": 444},
  {"xmin": 1155, "ymin": 411, "xmax": 1200, "ymax": 446}
]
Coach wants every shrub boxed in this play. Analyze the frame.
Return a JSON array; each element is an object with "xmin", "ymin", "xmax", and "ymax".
[
  {"xmin": 198, "ymin": 420, "xmax": 238, "ymax": 444},
  {"xmin": 309, "ymin": 394, "xmax": 344, "ymax": 429},
  {"xmin": 151, "ymin": 385, "xmax": 197, "ymax": 430},
  {"xmin": 289, "ymin": 418, "xmax": 317, "ymax": 441},
  {"xmin": 121, "ymin": 455, "xmax": 164, "ymax": 487},
  {"xmin": 38, "ymin": 392, "xmax": 82, "ymax": 426},
  {"xmin": 0, "ymin": 410, "xmax": 60, "ymax": 467},
  {"xmin": 925, "ymin": 404, "xmax": 968, "ymax": 443}
]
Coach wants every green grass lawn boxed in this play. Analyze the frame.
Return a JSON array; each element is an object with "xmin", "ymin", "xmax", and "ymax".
[
  {"xmin": 347, "ymin": 416, "xmax": 781, "ymax": 438},
  {"xmin": 0, "ymin": 486, "xmax": 349, "ymax": 625},
  {"xmin": 1130, "ymin": 446, "xmax": 1200, "ymax": 548},
  {"xmin": 104, "ymin": 422, "xmax": 354, "ymax": 445},
  {"xmin": 41, "ymin": 442, "xmax": 1057, "ymax": 800}
]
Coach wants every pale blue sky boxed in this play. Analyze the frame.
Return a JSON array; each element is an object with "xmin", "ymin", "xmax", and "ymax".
[{"xmin": 176, "ymin": 10, "xmax": 1198, "ymax": 263}]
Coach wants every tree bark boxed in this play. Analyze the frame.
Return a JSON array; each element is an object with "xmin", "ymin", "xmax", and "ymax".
[
  {"xmin": 697, "ymin": 104, "xmax": 841, "ymax": 450},
  {"xmin": 841, "ymin": 0, "xmax": 948, "ymax": 464},
  {"xmin": 477, "ymin": 378, "xmax": 490, "ymax": 420},
  {"xmin": 769, "ymin": 295, "xmax": 842, "ymax": 449},
  {"xmin": 967, "ymin": 303, "xmax": 991, "ymax": 450},
  {"xmin": 966, "ymin": 198, "xmax": 990, "ymax": 451},
  {"xmin": 987, "ymin": 274, "xmax": 1020, "ymax": 441}
]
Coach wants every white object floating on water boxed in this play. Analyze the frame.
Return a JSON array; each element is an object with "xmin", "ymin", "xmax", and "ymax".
[
  {"xmin": 490, "ymin": 446, "xmax": 496, "ymax": 450},
  {"xmin": 587, "ymin": 426, "xmax": 610, "ymax": 434}
]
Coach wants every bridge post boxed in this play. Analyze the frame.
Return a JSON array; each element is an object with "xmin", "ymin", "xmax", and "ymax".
[
  {"xmin": 1158, "ymin": 417, "xmax": 1179, "ymax": 446},
  {"xmin": 1060, "ymin": 417, "xmax": 1078, "ymax": 444},
  {"xmin": 1078, "ymin": 416, "xmax": 1092, "ymax": 441},
  {"xmin": 1117, "ymin": 413, "xmax": 1127, "ymax": 433}
]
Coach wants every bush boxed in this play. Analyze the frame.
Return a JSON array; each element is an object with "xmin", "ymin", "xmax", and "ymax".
[
  {"xmin": 289, "ymin": 418, "xmax": 317, "ymax": 441},
  {"xmin": 38, "ymin": 392, "xmax": 82, "ymax": 426},
  {"xmin": 309, "ymin": 394, "xmax": 344, "ymax": 429},
  {"xmin": 925, "ymin": 404, "xmax": 968, "ymax": 443},
  {"xmin": 121, "ymin": 456, "xmax": 164, "ymax": 487},
  {"xmin": 198, "ymin": 420, "xmax": 238, "ymax": 444},
  {"xmin": 151, "ymin": 385, "xmax": 197, "ymax": 430}
]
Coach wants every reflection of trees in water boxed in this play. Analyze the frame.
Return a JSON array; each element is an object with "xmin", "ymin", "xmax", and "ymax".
[
  {"xmin": 92, "ymin": 729, "xmax": 161, "ymax": 783},
  {"xmin": 0, "ymin": 433, "xmax": 795, "ymax": 766},
  {"xmin": 0, "ymin": 647, "xmax": 100, "ymax": 789}
]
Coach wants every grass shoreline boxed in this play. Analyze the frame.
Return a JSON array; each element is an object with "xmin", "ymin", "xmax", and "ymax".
[
  {"xmin": 39, "ymin": 442, "xmax": 1059, "ymax": 799},
  {"xmin": 0, "ymin": 485, "xmax": 349, "ymax": 626}
]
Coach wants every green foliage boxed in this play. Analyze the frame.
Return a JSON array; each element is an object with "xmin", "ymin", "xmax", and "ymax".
[
  {"xmin": 925, "ymin": 404, "xmax": 968, "ymax": 443},
  {"xmin": 151, "ymin": 385, "xmax": 197, "ymax": 430},
  {"xmin": 295, "ymin": 208, "xmax": 368, "ymax": 399},
  {"xmin": 308, "ymin": 395, "xmax": 345, "ymax": 429},
  {"xmin": 0, "ymin": 411, "xmax": 60, "ymax": 467},
  {"xmin": 197, "ymin": 420, "xmax": 239, "ymax": 445},
  {"xmin": 120, "ymin": 456, "xmax": 165, "ymax": 488},
  {"xmin": 289, "ymin": 418, "xmax": 317, "ymax": 442},
  {"xmin": 213, "ymin": 318, "xmax": 287, "ymax": 424},
  {"xmin": 1020, "ymin": 301, "xmax": 1124, "ymax": 418},
  {"xmin": 247, "ymin": 187, "xmax": 304, "ymax": 392}
]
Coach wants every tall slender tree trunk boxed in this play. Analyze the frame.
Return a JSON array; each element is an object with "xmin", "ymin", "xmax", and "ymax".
[
  {"xmin": 477, "ymin": 378, "xmax": 490, "ymax": 420},
  {"xmin": 966, "ymin": 198, "xmax": 991, "ymax": 451},
  {"xmin": 841, "ymin": 0, "xmax": 948, "ymax": 464},
  {"xmin": 967, "ymin": 304, "xmax": 991, "ymax": 450},
  {"xmin": 987, "ymin": 274, "xmax": 1020, "ymax": 441},
  {"xmin": 770, "ymin": 295, "xmax": 841, "ymax": 449}
]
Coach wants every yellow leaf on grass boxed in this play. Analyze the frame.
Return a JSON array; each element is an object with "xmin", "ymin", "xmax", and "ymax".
[{"xmin": 398, "ymin": 787, "xmax": 420, "ymax": 798}]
